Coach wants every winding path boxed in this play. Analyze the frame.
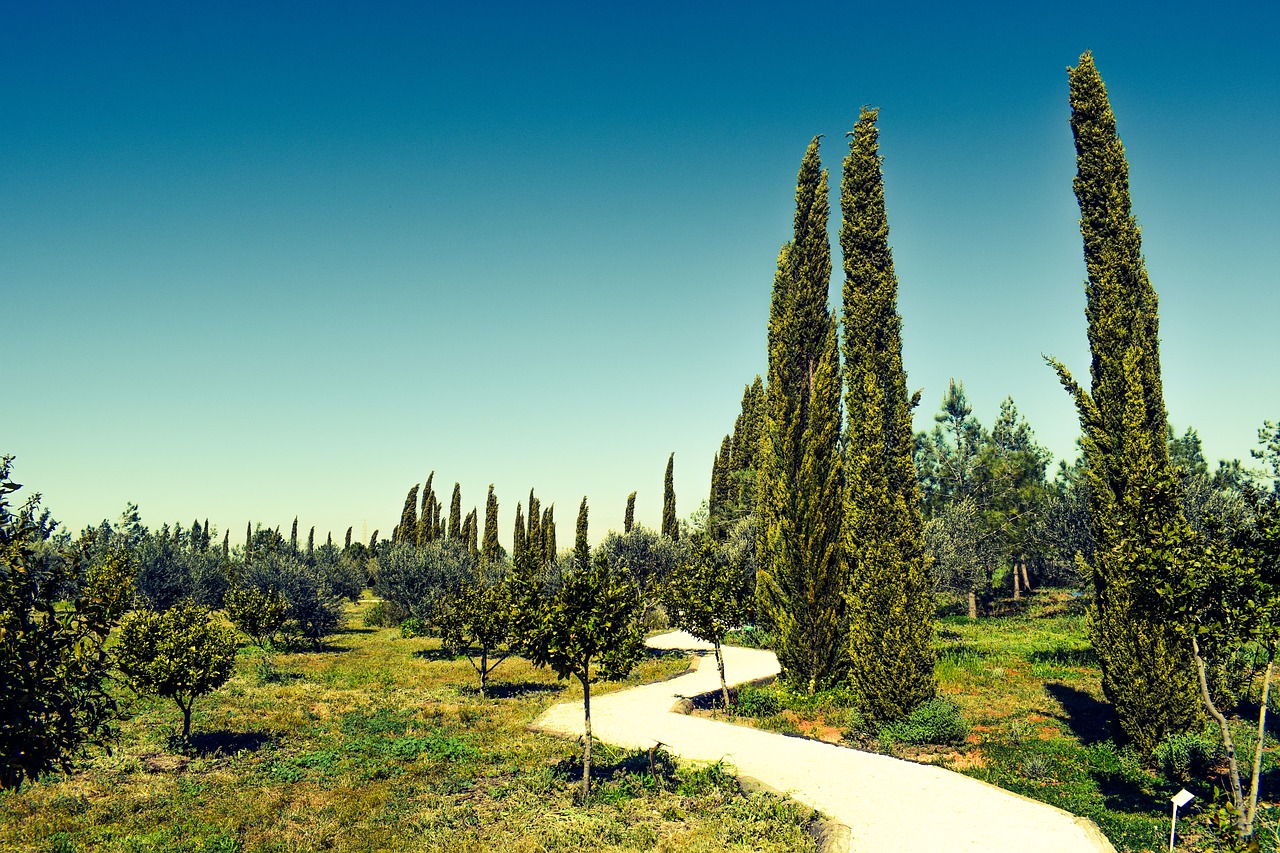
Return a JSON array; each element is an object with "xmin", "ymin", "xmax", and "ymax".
[{"xmin": 532, "ymin": 631, "xmax": 1117, "ymax": 852}]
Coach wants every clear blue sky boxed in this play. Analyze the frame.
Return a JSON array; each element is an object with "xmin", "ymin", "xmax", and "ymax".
[{"xmin": 4, "ymin": 1, "xmax": 1277, "ymax": 547}]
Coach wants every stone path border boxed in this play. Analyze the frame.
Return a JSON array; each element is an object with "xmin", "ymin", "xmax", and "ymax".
[{"xmin": 532, "ymin": 631, "xmax": 1117, "ymax": 852}]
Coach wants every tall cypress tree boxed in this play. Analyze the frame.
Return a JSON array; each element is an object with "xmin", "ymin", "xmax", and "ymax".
[
  {"xmin": 463, "ymin": 509, "xmax": 478, "ymax": 557},
  {"xmin": 527, "ymin": 490, "xmax": 542, "ymax": 567},
  {"xmin": 1047, "ymin": 51, "xmax": 1200, "ymax": 753},
  {"xmin": 448, "ymin": 483, "xmax": 462, "ymax": 541},
  {"xmin": 662, "ymin": 454, "xmax": 677, "ymax": 539},
  {"xmin": 483, "ymin": 484, "xmax": 500, "ymax": 563},
  {"xmin": 542, "ymin": 506, "xmax": 556, "ymax": 562},
  {"xmin": 222, "ymin": 530, "xmax": 229, "ymax": 558},
  {"xmin": 624, "ymin": 492, "xmax": 636, "ymax": 533},
  {"xmin": 575, "ymin": 497, "xmax": 590, "ymax": 571},
  {"xmin": 369, "ymin": 530, "xmax": 379, "ymax": 551},
  {"xmin": 290, "ymin": 517, "xmax": 298, "ymax": 553},
  {"xmin": 246, "ymin": 521, "xmax": 253, "ymax": 557},
  {"xmin": 841, "ymin": 108, "xmax": 935, "ymax": 723},
  {"xmin": 344, "ymin": 526, "xmax": 353, "ymax": 551},
  {"xmin": 397, "ymin": 485, "xmax": 420, "ymax": 545},
  {"xmin": 709, "ymin": 435, "xmax": 732, "ymax": 537},
  {"xmin": 417, "ymin": 473, "xmax": 436, "ymax": 546},
  {"xmin": 513, "ymin": 502, "xmax": 526, "ymax": 562},
  {"xmin": 756, "ymin": 137, "xmax": 847, "ymax": 694},
  {"xmin": 306, "ymin": 526, "xmax": 315, "ymax": 560}
]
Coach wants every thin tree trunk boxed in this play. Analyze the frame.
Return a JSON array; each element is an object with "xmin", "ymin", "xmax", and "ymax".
[
  {"xmin": 180, "ymin": 699, "xmax": 193, "ymax": 743},
  {"xmin": 581, "ymin": 674, "xmax": 592, "ymax": 799},
  {"xmin": 1192, "ymin": 636, "xmax": 1246, "ymax": 837},
  {"xmin": 480, "ymin": 649, "xmax": 488, "ymax": 698},
  {"xmin": 1020, "ymin": 560, "xmax": 1032, "ymax": 593},
  {"xmin": 715, "ymin": 641, "xmax": 729, "ymax": 708},
  {"xmin": 1013, "ymin": 561, "xmax": 1022, "ymax": 600},
  {"xmin": 967, "ymin": 589, "xmax": 977, "ymax": 620},
  {"xmin": 1245, "ymin": 653, "xmax": 1275, "ymax": 839}
]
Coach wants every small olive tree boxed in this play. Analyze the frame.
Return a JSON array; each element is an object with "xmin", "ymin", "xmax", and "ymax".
[
  {"xmin": 525, "ymin": 550, "xmax": 643, "ymax": 798},
  {"xmin": 437, "ymin": 567, "xmax": 514, "ymax": 697},
  {"xmin": 662, "ymin": 533, "xmax": 751, "ymax": 707},
  {"xmin": 114, "ymin": 599, "xmax": 238, "ymax": 743}
]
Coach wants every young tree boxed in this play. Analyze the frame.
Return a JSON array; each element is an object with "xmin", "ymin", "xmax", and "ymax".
[
  {"xmin": 840, "ymin": 108, "xmax": 934, "ymax": 722},
  {"xmin": 1, "ymin": 458, "xmax": 134, "ymax": 789},
  {"xmin": 526, "ymin": 550, "xmax": 644, "ymax": 799},
  {"xmin": 1046, "ymin": 51, "xmax": 1201, "ymax": 753},
  {"xmin": 662, "ymin": 534, "xmax": 751, "ymax": 707},
  {"xmin": 624, "ymin": 491, "xmax": 637, "ymax": 533},
  {"xmin": 224, "ymin": 584, "xmax": 288, "ymax": 658},
  {"xmin": 662, "ymin": 453, "xmax": 678, "ymax": 539},
  {"xmin": 113, "ymin": 599, "xmax": 238, "ymax": 743},
  {"xmin": 438, "ymin": 566, "xmax": 515, "ymax": 698},
  {"xmin": 756, "ymin": 137, "xmax": 847, "ymax": 695}
]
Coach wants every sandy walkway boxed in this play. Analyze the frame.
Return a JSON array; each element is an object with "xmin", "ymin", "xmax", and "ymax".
[{"xmin": 532, "ymin": 631, "xmax": 1116, "ymax": 853}]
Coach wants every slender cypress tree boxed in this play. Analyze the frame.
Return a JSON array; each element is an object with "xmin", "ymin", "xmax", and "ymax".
[
  {"xmin": 1047, "ymin": 51, "xmax": 1200, "ymax": 753},
  {"xmin": 513, "ymin": 502, "xmax": 526, "ymax": 561},
  {"xmin": 662, "ymin": 454, "xmax": 677, "ymax": 539},
  {"xmin": 369, "ymin": 530, "xmax": 379, "ymax": 551},
  {"xmin": 245, "ymin": 521, "xmax": 253, "ymax": 557},
  {"xmin": 398, "ymin": 485, "xmax": 420, "ymax": 545},
  {"xmin": 542, "ymin": 506, "xmax": 556, "ymax": 562},
  {"xmin": 417, "ymin": 473, "xmax": 436, "ymax": 546},
  {"xmin": 326, "ymin": 531, "xmax": 333, "ymax": 548},
  {"xmin": 624, "ymin": 492, "xmax": 636, "ymax": 533},
  {"xmin": 527, "ymin": 490, "xmax": 542, "ymax": 567},
  {"xmin": 841, "ymin": 108, "xmax": 935, "ymax": 723},
  {"xmin": 448, "ymin": 483, "xmax": 462, "ymax": 541},
  {"xmin": 575, "ymin": 497, "xmax": 590, "ymax": 571},
  {"xmin": 464, "ymin": 509, "xmax": 479, "ymax": 557},
  {"xmin": 709, "ymin": 435, "xmax": 732, "ymax": 537},
  {"xmin": 344, "ymin": 526, "xmax": 353, "ymax": 551},
  {"xmin": 202, "ymin": 519, "xmax": 210, "ymax": 552},
  {"xmin": 483, "ymin": 484, "xmax": 500, "ymax": 563},
  {"xmin": 290, "ymin": 517, "xmax": 298, "ymax": 552},
  {"xmin": 756, "ymin": 137, "xmax": 847, "ymax": 694},
  {"xmin": 222, "ymin": 530, "xmax": 229, "ymax": 558},
  {"xmin": 307, "ymin": 526, "xmax": 314, "ymax": 560},
  {"xmin": 190, "ymin": 519, "xmax": 202, "ymax": 553}
]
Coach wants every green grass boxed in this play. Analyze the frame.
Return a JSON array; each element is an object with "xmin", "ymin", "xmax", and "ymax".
[
  {"xmin": 714, "ymin": 591, "xmax": 1280, "ymax": 853},
  {"xmin": 0, "ymin": 598, "xmax": 818, "ymax": 853}
]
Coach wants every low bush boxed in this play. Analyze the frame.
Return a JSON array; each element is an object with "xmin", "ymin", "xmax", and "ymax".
[
  {"xmin": 363, "ymin": 599, "xmax": 409, "ymax": 628},
  {"xmin": 735, "ymin": 683, "xmax": 781, "ymax": 717},
  {"xmin": 1154, "ymin": 725, "xmax": 1222, "ymax": 783},
  {"xmin": 878, "ymin": 698, "xmax": 969, "ymax": 746}
]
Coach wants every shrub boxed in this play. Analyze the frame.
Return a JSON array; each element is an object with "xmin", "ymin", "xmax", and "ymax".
[
  {"xmin": 399, "ymin": 617, "xmax": 428, "ymax": 639},
  {"xmin": 878, "ymin": 698, "xmax": 969, "ymax": 746},
  {"xmin": 113, "ymin": 599, "xmax": 238, "ymax": 742},
  {"xmin": 1154, "ymin": 727, "xmax": 1222, "ymax": 783},
  {"xmin": 735, "ymin": 683, "xmax": 781, "ymax": 717},
  {"xmin": 363, "ymin": 599, "xmax": 409, "ymax": 628},
  {"xmin": 240, "ymin": 551, "xmax": 343, "ymax": 648},
  {"xmin": 224, "ymin": 584, "xmax": 288, "ymax": 651}
]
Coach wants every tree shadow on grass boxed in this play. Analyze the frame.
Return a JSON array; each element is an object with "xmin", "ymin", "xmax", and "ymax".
[
  {"xmin": 412, "ymin": 647, "xmax": 459, "ymax": 662},
  {"xmin": 1045, "ymin": 682, "xmax": 1115, "ymax": 746},
  {"xmin": 464, "ymin": 681, "xmax": 563, "ymax": 700},
  {"xmin": 176, "ymin": 730, "xmax": 278, "ymax": 758}
]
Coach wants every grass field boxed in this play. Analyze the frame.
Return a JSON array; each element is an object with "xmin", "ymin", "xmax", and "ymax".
[{"xmin": 0, "ymin": 597, "xmax": 817, "ymax": 853}]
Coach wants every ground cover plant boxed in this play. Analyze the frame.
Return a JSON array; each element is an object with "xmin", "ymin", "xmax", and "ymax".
[
  {"xmin": 0, "ymin": 597, "xmax": 819, "ymax": 853},
  {"xmin": 711, "ymin": 591, "xmax": 1280, "ymax": 852}
]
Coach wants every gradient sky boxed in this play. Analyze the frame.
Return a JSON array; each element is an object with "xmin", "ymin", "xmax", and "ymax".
[{"xmin": 4, "ymin": 1, "xmax": 1277, "ymax": 548}]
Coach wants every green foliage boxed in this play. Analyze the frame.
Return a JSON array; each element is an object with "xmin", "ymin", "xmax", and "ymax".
[
  {"xmin": 662, "ymin": 453, "xmax": 678, "ymax": 539},
  {"xmin": 1047, "ymin": 50, "xmax": 1201, "ymax": 756},
  {"xmin": 113, "ymin": 599, "xmax": 238, "ymax": 742},
  {"xmin": 394, "ymin": 484, "xmax": 419, "ymax": 545},
  {"xmin": 239, "ymin": 551, "xmax": 345, "ymax": 647},
  {"xmin": 840, "ymin": 108, "xmax": 935, "ymax": 722},
  {"xmin": 597, "ymin": 525, "xmax": 687, "ymax": 603},
  {"xmin": 224, "ymin": 584, "xmax": 288, "ymax": 651},
  {"xmin": 876, "ymin": 698, "xmax": 968, "ymax": 746},
  {"xmin": 1, "ymin": 458, "xmax": 133, "ymax": 789},
  {"xmin": 757, "ymin": 136, "xmax": 847, "ymax": 696},
  {"xmin": 361, "ymin": 598, "xmax": 409, "ymax": 628},
  {"xmin": 437, "ymin": 566, "xmax": 514, "ymax": 696},
  {"xmin": 483, "ymin": 484, "xmax": 500, "ymax": 562},
  {"xmin": 372, "ymin": 540, "xmax": 473, "ymax": 623},
  {"xmin": 1154, "ymin": 724, "xmax": 1222, "ymax": 783},
  {"xmin": 574, "ymin": 496, "xmax": 590, "ymax": 571},
  {"xmin": 735, "ymin": 683, "xmax": 781, "ymax": 717},
  {"xmin": 398, "ymin": 616, "xmax": 428, "ymax": 638},
  {"xmin": 624, "ymin": 490, "xmax": 636, "ymax": 533}
]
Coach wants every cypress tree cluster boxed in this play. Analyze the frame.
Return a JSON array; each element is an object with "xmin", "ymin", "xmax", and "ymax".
[
  {"xmin": 707, "ymin": 378, "xmax": 766, "ymax": 534},
  {"xmin": 756, "ymin": 137, "xmax": 848, "ymax": 694},
  {"xmin": 1047, "ymin": 51, "xmax": 1200, "ymax": 753},
  {"xmin": 662, "ymin": 454, "xmax": 678, "ymax": 539},
  {"xmin": 841, "ymin": 108, "xmax": 935, "ymax": 722}
]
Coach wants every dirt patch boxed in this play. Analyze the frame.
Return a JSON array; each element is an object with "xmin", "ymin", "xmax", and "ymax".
[{"xmin": 142, "ymin": 753, "xmax": 190, "ymax": 774}]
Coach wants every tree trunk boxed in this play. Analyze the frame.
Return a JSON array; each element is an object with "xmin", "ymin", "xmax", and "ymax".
[
  {"xmin": 480, "ymin": 649, "xmax": 488, "ymax": 698},
  {"xmin": 967, "ymin": 589, "xmax": 977, "ymax": 620},
  {"xmin": 580, "ymin": 674, "xmax": 592, "ymax": 800},
  {"xmin": 180, "ymin": 699, "xmax": 193, "ymax": 743},
  {"xmin": 1245, "ymin": 653, "xmax": 1275, "ymax": 839},
  {"xmin": 1020, "ymin": 560, "xmax": 1032, "ymax": 593},
  {"xmin": 715, "ymin": 641, "xmax": 729, "ymax": 708},
  {"xmin": 1192, "ymin": 636, "xmax": 1246, "ymax": 837},
  {"xmin": 1013, "ymin": 561, "xmax": 1022, "ymax": 600}
]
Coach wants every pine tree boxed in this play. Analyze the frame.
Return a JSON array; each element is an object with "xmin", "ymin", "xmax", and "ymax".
[
  {"xmin": 662, "ymin": 454, "xmax": 677, "ymax": 539},
  {"xmin": 841, "ymin": 108, "xmax": 935, "ymax": 722},
  {"xmin": 727, "ymin": 376, "xmax": 766, "ymax": 517},
  {"xmin": 624, "ymin": 492, "xmax": 637, "ymax": 533},
  {"xmin": 483, "ymin": 485, "xmax": 500, "ymax": 563},
  {"xmin": 575, "ymin": 497, "xmax": 590, "ymax": 571},
  {"xmin": 397, "ymin": 485, "xmax": 420, "ymax": 545},
  {"xmin": 1046, "ymin": 51, "xmax": 1201, "ymax": 754},
  {"xmin": 756, "ymin": 137, "xmax": 847, "ymax": 694},
  {"xmin": 448, "ymin": 483, "xmax": 462, "ymax": 541}
]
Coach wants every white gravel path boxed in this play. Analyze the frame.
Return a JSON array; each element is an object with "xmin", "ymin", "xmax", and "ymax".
[{"xmin": 532, "ymin": 631, "xmax": 1117, "ymax": 853}]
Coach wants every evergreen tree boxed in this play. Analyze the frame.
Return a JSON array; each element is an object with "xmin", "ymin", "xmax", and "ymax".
[
  {"xmin": 527, "ymin": 490, "xmax": 542, "ymax": 567},
  {"xmin": 726, "ymin": 376, "xmax": 766, "ymax": 519},
  {"xmin": 290, "ymin": 517, "xmax": 298, "ymax": 553},
  {"xmin": 1046, "ymin": 51, "xmax": 1201, "ymax": 754},
  {"xmin": 709, "ymin": 435, "xmax": 732, "ymax": 537},
  {"xmin": 575, "ymin": 497, "xmax": 590, "ymax": 571},
  {"xmin": 624, "ymin": 491, "xmax": 636, "ymax": 533},
  {"xmin": 397, "ymin": 485, "xmax": 420, "ymax": 545},
  {"xmin": 344, "ymin": 526, "xmax": 352, "ymax": 551},
  {"xmin": 463, "ymin": 509, "xmax": 479, "ymax": 558},
  {"xmin": 513, "ymin": 502, "xmax": 526, "ymax": 561},
  {"xmin": 483, "ymin": 485, "xmax": 500, "ymax": 563},
  {"xmin": 190, "ymin": 519, "xmax": 202, "ymax": 553},
  {"xmin": 448, "ymin": 483, "xmax": 462, "ymax": 541},
  {"xmin": 756, "ymin": 137, "xmax": 847, "ymax": 694},
  {"xmin": 840, "ymin": 108, "xmax": 935, "ymax": 722},
  {"xmin": 417, "ymin": 473, "xmax": 436, "ymax": 546},
  {"xmin": 542, "ymin": 506, "xmax": 556, "ymax": 563},
  {"xmin": 202, "ymin": 519, "xmax": 210, "ymax": 552},
  {"xmin": 222, "ymin": 531, "xmax": 229, "ymax": 558},
  {"xmin": 662, "ymin": 453, "xmax": 677, "ymax": 539},
  {"xmin": 307, "ymin": 526, "xmax": 314, "ymax": 560},
  {"xmin": 245, "ymin": 521, "xmax": 253, "ymax": 558},
  {"xmin": 369, "ymin": 530, "xmax": 378, "ymax": 551}
]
